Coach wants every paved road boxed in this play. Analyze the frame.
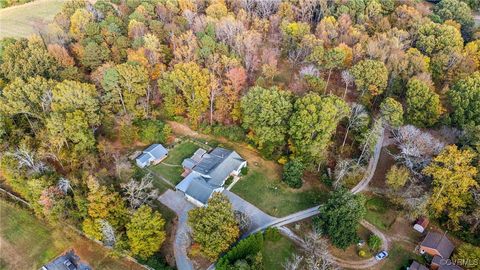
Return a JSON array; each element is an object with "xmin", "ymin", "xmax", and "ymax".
[{"xmin": 158, "ymin": 190, "xmax": 194, "ymax": 270}]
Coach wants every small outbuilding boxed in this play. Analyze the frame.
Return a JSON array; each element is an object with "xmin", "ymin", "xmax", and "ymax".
[
  {"xmin": 413, "ymin": 217, "xmax": 429, "ymax": 233},
  {"xmin": 420, "ymin": 231, "xmax": 455, "ymax": 259},
  {"xmin": 41, "ymin": 250, "xmax": 91, "ymax": 270},
  {"xmin": 408, "ymin": 261, "xmax": 429, "ymax": 270},
  {"xmin": 136, "ymin": 144, "xmax": 168, "ymax": 168}
]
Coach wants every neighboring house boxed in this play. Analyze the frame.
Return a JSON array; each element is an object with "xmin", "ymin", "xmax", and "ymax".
[
  {"xmin": 41, "ymin": 250, "xmax": 91, "ymax": 270},
  {"xmin": 176, "ymin": 147, "xmax": 247, "ymax": 206},
  {"xmin": 414, "ymin": 217, "xmax": 429, "ymax": 233},
  {"xmin": 408, "ymin": 261, "xmax": 429, "ymax": 270},
  {"xmin": 136, "ymin": 144, "xmax": 168, "ymax": 168},
  {"xmin": 432, "ymin": 256, "xmax": 464, "ymax": 270},
  {"xmin": 420, "ymin": 231, "xmax": 455, "ymax": 259}
]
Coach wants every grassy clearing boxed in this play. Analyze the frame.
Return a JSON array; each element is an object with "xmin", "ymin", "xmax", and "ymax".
[
  {"xmin": 0, "ymin": 199, "xmax": 144, "ymax": 270},
  {"xmin": 150, "ymin": 141, "xmax": 198, "ymax": 185},
  {"xmin": 381, "ymin": 242, "xmax": 426, "ymax": 270},
  {"xmin": 262, "ymin": 236, "xmax": 295, "ymax": 269},
  {"xmin": 364, "ymin": 195, "xmax": 397, "ymax": 231},
  {"xmin": 231, "ymin": 169, "xmax": 328, "ymax": 217},
  {"xmin": 0, "ymin": 0, "xmax": 65, "ymax": 39}
]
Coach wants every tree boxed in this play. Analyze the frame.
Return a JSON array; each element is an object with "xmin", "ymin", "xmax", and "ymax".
[
  {"xmin": 69, "ymin": 8, "xmax": 93, "ymax": 40},
  {"xmin": 289, "ymin": 94, "xmax": 349, "ymax": 166},
  {"xmin": 448, "ymin": 72, "xmax": 480, "ymax": 128},
  {"xmin": 241, "ymin": 86, "xmax": 293, "ymax": 156},
  {"xmin": 423, "ymin": 145, "xmax": 478, "ymax": 229},
  {"xmin": 406, "ymin": 79, "xmax": 443, "ymax": 127},
  {"xmin": 81, "ymin": 42, "xmax": 110, "ymax": 70},
  {"xmin": 282, "ymin": 159, "xmax": 305, "ymax": 189},
  {"xmin": 323, "ymin": 47, "xmax": 346, "ymax": 93},
  {"xmin": 159, "ymin": 62, "xmax": 211, "ymax": 128},
  {"xmin": 121, "ymin": 174, "xmax": 159, "ymax": 210},
  {"xmin": 386, "ymin": 165, "xmax": 410, "ymax": 190},
  {"xmin": 416, "ymin": 22, "xmax": 463, "ymax": 56},
  {"xmin": 126, "ymin": 205, "xmax": 166, "ymax": 260},
  {"xmin": 317, "ymin": 189, "xmax": 366, "ymax": 249},
  {"xmin": 380, "ymin": 97, "xmax": 404, "ymax": 128},
  {"xmin": 188, "ymin": 193, "xmax": 239, "ymax": 259},
  {"xmin": 0, "ymin": 37, "xmax": 59, "ymax": 81},
  {"xmin": 434, "ymin": 0, "xmax": 474, "ymax": 39},
  {"xmin": 368, "ymin": 234, "xmax": 382, "ymax": 252},
  {"xmin": 452, "ymin": 243, "xmax": 480, "ymax": 270},
  {"xmin": 350, "ymin": 60, "xmax": 388, "ymax": 98}
]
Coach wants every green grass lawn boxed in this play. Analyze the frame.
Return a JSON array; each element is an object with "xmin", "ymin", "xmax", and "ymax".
[
  {"xmin": 231, "ymin": 169, "xmax": 328, "ymax": 217},
  {"xmin": 364, "ymin": 195, "xmax": 397, "ymax": 231},
  {"xmin": 0, "ymin": 199, "xmax": 144, "ymax": 270},
  {"xmin": 381, "ymin": 243, "xmax": 426, "ymax": 270},
  {"xmin": 262, "ymin": 236, "xmax": 295, "ymax": 269},
  {"xmin": 0, "ymin": 0, "xmax": 65, "ymax": 38},
  {"xmin": 150, "ymin": 141, "xmax": 199, "ymax": 185}
]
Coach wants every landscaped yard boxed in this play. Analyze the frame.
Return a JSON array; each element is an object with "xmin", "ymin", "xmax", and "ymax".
[
  {"xmin": 0, "ymin": 199, "xmax": 144, "ymax": 270},
  {"xmin": 263, "ymin": 235, "xmax": 296, "ymax": 269},
  {"xmin": 150, "ymin": 140, "xmax": 200, "ymax": 185},
  {"xmin": 231, "ymin": 169, "xmax": 328, "ymax": 217},
  {"xmin": 364, "ymin": 195, "xmax": 398, "ymax": 231}
]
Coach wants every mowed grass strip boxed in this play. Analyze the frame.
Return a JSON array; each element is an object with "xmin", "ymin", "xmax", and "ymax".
[
  {"xmin": 0, "ymin": 0, "xmax": 65, "ymax": 39},
  {"xmin": 231, "ymin": 169, "xmax": 328, "ymax": 217},
  {"xmin": 150, "ymin": 141, "xmax": 198, "ymax": 185},
  {"xmin": 0, "ymin": 200, "xmax": 144, "ymax": 270}
]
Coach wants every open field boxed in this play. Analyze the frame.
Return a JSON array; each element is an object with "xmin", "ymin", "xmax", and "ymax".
[
  {"xmin": 0, "ymin": 0, "xmax": 65, "ymax": 38},
  {"xmin": 0, "ymin": 199, "xmax": 144, "ymax": 270},
  {"xmin": 231, "ymin": 169, "xmax": 328, "ymax": 217},
  {"xmin": 150, "ymin": 140, "xmax": 199, "ymax": 185}
]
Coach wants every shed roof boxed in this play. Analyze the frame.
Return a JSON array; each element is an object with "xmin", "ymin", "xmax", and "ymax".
[{"xmin": 421, "ymin": 232, "xmax": 455, "ymax": 258}]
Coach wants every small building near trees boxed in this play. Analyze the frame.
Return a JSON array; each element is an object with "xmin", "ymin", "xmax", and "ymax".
[
  {"xmin": 135, "ymin": 144, "xmax": 168, "ymax": 168},
  {"xmin": 41, "ymin": 250, "xmax": 91, "ymax": 270}
]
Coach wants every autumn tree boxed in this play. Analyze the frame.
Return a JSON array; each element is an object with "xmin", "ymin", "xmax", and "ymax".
[
  {"xmin": 159, "ymin": 62, "xmax": 211, "ymax": 128},
  {"xmin": 386, "ymin": 165, "xmax": 410, "ymax": 190},
  {"xmin": 317, "ymin": 189, "xmax": 366, "ymax": 249},
  {"xmin": 350, "ymin": 59, "xmax": 388, "ymax": 100},
  {"xmin": 406, "ymin": 79, "xmax": 443, "ymax": 127},
  {"xmin": 434, "ymin": 0, "xmax": 474, "ymax": 39},
  {"xmin": 380, "ymin": 97, "xmax": 404, "ymax": 128},
  {"xmin": 126, "ymin": 205, "xmax": 166, "ymax": 259},
  {"xmin": 323, "ymin": 46, "xmax": 346, "ymax": 92},
  {"xmin": 289, "ymin": 94, "xmax": 349, "ymax": 166},
  {"xmin": 416, "ymin": 22, "xmax": 463, "ymax": 56},
  {"xmin": 188, "ymin": 193, "xmax": 239, "ymax": 259},
  {"xmin": 452, "ymin": 243, "xmax": 480, "ymax": 270},
  {"xmin": 423, "ymin": 145, "xmax": 478, "ymax": 229},
  {"xmin": 241, "ymin": 86, "xmax": 293, "ymax": 157},
  {"xmin": 448, "ymin": 71, "xmax": 480, "ymax": 128}
]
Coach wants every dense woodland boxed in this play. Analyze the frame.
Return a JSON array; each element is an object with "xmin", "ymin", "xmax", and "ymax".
[{"xmin": 0, "ymin": 0, "xmax": 480, "ymax": 268}]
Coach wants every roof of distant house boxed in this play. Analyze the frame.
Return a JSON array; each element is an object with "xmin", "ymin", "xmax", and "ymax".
[
  {"xmin": 409, "ymin": 261, "xmax": 429, "ymax": 270},
  {"xmin": 421, "ymin": 231, "xmax": 455, "ymax": 258}
]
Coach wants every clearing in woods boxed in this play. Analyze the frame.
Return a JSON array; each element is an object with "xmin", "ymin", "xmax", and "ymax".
[{"xmin": 0, "ymin": 0, "xmax": 65, "ymax": 38}]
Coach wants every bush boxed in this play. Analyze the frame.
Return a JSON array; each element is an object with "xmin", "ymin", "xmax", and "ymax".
[
  {"xmin": 225, "ymin": 176, "xmax": 234, "ymax": 186},
  {"xmin": 240, "ymin": 167, "xmax": 249, "ymax": 176},
  {"xmin": 368, "ymin": 234, "xmax": 382, "ymax": 251},
  {"xmin": 264, "ymin": 227, "xmax": 281, "ymax": 242},
  {"xmin": 358, "ymin": 250, "xmax": 367, "ymax": 257},
  {"xmin": 135, "ymin": 119, "xmax": 170, "ymax": 144},
  {"xmin": 136, "ymin": 252, "xmax": 174, "ymax": 270},
  {"xmin": 216, "ymin": 233, "xmax": 264, "ymax": 270},
  {"xmin": 282, "ymin": 159, "xmax": 305, "ymax": 188}
]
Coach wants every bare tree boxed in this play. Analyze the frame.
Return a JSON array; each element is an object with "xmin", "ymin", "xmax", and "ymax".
[
  {"xmin": 303, "ymin": 233, "xmax": 339, "ymax": 270},
  {"xmin": 99, "ymin": 219, "xmax": 116, "ymax": 247},
  {"xmin": 357, "ymin": 119, "xmax": 383, "ymax": 165},
  {"xmin": 342, "ymin": 103, "xmax": 369, "ymax": 148},
  {"xmin": 234, "ymin": 210, "xmax": 252, "ymax": 234},
  {"xmin": 57, "ymin": 177, "xmax": 73, "ymax": 194},
  {"xmin": 341, "ymin": 70, "xmax": 354, "ymax": 100},
  {"xmin": 122, "ymin": 173, "xmax": 159, "ymax": 210},
  {"xmin": 333, "ymin": 159, "xmax": 364, "ymax": 189},
  {"xmin": 215, "ymin": 16, "xmax": 244, "ymax": 47},
  {"xmin": 7, "ymin": 146, "xmax": 47, "ymax": 174},
  {"xmin": 283, "ymin": 254, "xmax": 303, "ymax": 270}
]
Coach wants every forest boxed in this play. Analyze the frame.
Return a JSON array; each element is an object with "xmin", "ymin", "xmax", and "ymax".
[{"xmin": 0, "ymin": 0, "xmax": 479, "ymax": 268}]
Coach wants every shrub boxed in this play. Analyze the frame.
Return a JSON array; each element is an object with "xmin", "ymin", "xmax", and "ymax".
[
  {"xmin": 282, "ymin": 159, "xmax": 305, "ymax": 188},
  {"xmin": 225, "ymin": 176, "xmax": 234, "ymax": 186},
  {"xmin": 240, "ymin": 167, "xmax": 249, "ymax": 176},
  {"xmin": 264, "ymin": 227, "xmax": 281, "ymax": 242},
  {"xmin": 216, "ymin": 233, "xmax": 264, "ymax": 270},
  {"xmin": 368, "ymin": 234, "xmax": 382, "ymax": 252},
  {"xmin": 358, "ymin": 250, "xmax": 367, "ymax": 257}
]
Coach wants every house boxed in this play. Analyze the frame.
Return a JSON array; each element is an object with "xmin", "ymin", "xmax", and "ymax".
[
  {"xmin": 135, "ymin": 144, "xmax": 168, "ymax": 168},
  {"xmin": 432, "ymin": 256, "xmax": 464, "ymax": 270},
  {"xmin": 40, "ymin": 250, "xmax": 91, "ymax": 270},
  {"xmin": 408, "ymin": 261, "xmax": 429, "ymax": 270},
  {"xmin": 414, "ymin": 217, "xmax": 429, "ymax": 233},
  {"xmin": 420, "ymin": 231, "xmax": 455, "ymax": 259},
  {"xmin": 176, "ymin": 147, "xmax": 247, "ymax": 206}
]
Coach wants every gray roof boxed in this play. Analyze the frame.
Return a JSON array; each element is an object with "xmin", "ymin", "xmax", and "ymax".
[
  {"xmin": 185, "ymin": 175, "xmax": 215, "ymax": 204},
  {"xmin": 182, "ymin": 158, "xmax": 197, "ymax": 170},
  {"xmin": 421, "ymin": 232, "xmax": 455, "ymax": 258},
  {"xmin": 143, "ymin": 144, "xmax": 168, "ymax": 159},
  {"xmin": 42, "ymin": 250, "xmax": 91, "ymax": 270},
  {"xmin": 193, "ymin": 147, "xmax": 245, "ymax": 186},
  {"xmin": 192, "ymin": 148, "xmax": 207, "ymax": 162},
  {"xmin": 409, "ymin": 261, "xmax": 429, "ymax": 270},
  {"xmin": 137, "ymin": 153, "xmax": 151, "ymax": 164}
]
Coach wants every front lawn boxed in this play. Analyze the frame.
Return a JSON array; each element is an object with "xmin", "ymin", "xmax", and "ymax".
[
  {"xmin": 263, "ymin": 235, "xmax": 296, "ymax": 269},
  {"xmin": 150, "ymin": 141, "xmax": 199, "ymax": 185},
  {"xmin": 231, "ymin": 169, "xmax": 328, "ymax": 217},
  {"xmin": 0, "ymin": 200, "xmax": 144, "ymax": 270},
  {"xmin": 381, "ymin": 242, "xmax": 426, "ymax": 270},
  {"xmin": 364, "ymin": 195, "xmax": 397, "ymax": 231}
]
